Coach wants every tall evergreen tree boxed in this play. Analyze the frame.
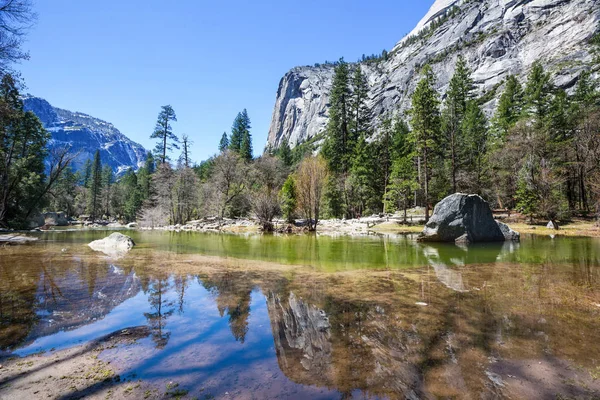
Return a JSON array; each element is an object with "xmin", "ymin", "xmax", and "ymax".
[
  {"xmin": 574, "ymin": 70, "xmax": 598, "ymax": 110},
  {"xmin": 101, "ymin": 165, "xmax": 114, "ymax": 217},
  {"xmin": 409, "ymin": 65, "xmax": 441, "ymax": 222},
  {"xmin": 229, "ymin": 109, "xmax": 251, "ymax": 153},
  {"xmin": 150, "ymin": 105, "xmax": 179, "ymax": 164},
  {"xmin": 462, "ymin": 99, "xmax": 488, "ymax": 192},
  {"xmin": 240, "ymin": 129, "xmax": 253, "ymax": 162},
  {"xmin": 219, "ymin": 132, "xmax": 229, "ymax": 152},
  {"xmin": 322, "ymin": 58, "xmax": 352, "ymax": 174},
  {"xmin": 87, "ymin": 150, "xmax": 103, "ymax": 220},
  {"xmin": 442, "ymin": 55, "xmax": 474, "ymax": 192},
  {"xmin": 82, "ymin": 158, "xmax": 93, "ymax": 187},
  {"xmin": 492, "ymin": 75, "xmax": 524, "ymax": 142},
  {"xmin": 278, "ymin": 138, "xmax": 293, "ymax": 167},
  {"xmin": 524, "ymin": 61, "xmax": 553, "ymax": 122},
  {"xmin": 349, "ymin": 65, "xmax": 370, "ymax": 141}
]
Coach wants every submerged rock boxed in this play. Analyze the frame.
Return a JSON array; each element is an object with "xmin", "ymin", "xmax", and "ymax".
[
  {"xmin": 419, "ymin": 193, "xmax": 519, "ymax": 244},
  {"xmin": 0, "ymin": 235, "xmax": 39, "ymax": 244},
  {"xmin": 88, "ymin": 233, "xmax": 135, "ymax": 257}
]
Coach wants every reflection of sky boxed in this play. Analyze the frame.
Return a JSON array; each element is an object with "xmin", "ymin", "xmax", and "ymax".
[
  {"xmin": 15, "ymin": 292, "xmax": 150, "ymax": 356},
  {"xmin": 99, "ymin": 283, "xmax": 339, "ymax": 398}
]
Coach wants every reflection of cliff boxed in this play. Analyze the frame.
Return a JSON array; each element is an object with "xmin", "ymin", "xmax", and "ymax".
[
  {"xmin": 268, "ymin": 292, "xmax": 332, "ymax": 380},
  {"xmin": 0, "ymin": 260, "xmax": 141, "ymax": 351},
  {"xmin": 266, "ymin": 288, "xmax": 425, "ymax": 398}
]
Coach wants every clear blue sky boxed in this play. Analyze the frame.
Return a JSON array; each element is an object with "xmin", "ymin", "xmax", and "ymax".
[{"xmin": 19, "ymin": 0, "xmax": 432, "ymax": 163}]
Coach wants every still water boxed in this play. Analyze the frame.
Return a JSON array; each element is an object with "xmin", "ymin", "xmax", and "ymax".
[{"xmin": 1, "ymin": 230, "xmax": 599, "ymax": 399}]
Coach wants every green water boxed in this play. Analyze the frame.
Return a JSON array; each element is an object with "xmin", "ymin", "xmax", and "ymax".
[
  {"xmin": 32, "ymin": 229, "xmax": 600, "ymax": 271},
  {"xmin": 1, "ymin": 230, "xmax": 599, "ymax": 399}
]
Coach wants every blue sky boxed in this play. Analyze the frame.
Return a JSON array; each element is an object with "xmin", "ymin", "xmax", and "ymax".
[{"xmin": 19, "ymin": 0, "xmax": 432, "ymax": 163}]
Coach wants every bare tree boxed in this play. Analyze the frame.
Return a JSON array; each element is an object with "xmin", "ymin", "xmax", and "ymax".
[
  {"xmin": 250, "ymin": 155, "xmax": 286, "ymax": 231},
  {"xmin": 23, "ymin": 145, "xmax": 79, "ymax": 222},
  {"xmin": 173, "ymin": 166, "xmax": 199, "ymax": 224},
  {"xmin": 201, "ymin": 150, "xmax": 248, "ymax": 223},
  {"xmin": 0, "ymin": 0, "xmax": 36, "ymax": 73},
  {"xmin": 295, "ymin": 156, "xmax": 328, "ymax": 231}
]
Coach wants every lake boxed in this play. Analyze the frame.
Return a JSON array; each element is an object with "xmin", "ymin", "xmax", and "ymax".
[{"xmin": 1, "ymin": 230, "xmax": 599, "ymax": 399}]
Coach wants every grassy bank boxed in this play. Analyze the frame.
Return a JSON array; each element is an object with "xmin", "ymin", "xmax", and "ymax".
[{"xmin": 369, "ymin": 220, "xmax": 600, "ymax": 238}]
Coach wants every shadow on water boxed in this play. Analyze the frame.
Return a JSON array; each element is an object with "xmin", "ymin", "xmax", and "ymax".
[{"xmin": 0, "ymin": 230, "xmax": 599, "ymax": 399}]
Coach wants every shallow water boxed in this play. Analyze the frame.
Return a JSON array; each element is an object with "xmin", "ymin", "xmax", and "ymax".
[{"xmin": 1, "ymin": 230, "xmax": 600, "ymax": 399}]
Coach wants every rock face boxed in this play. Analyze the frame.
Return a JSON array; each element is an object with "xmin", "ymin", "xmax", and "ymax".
[
  {"xmin": 419, "ymin": 193, "xmax": 519, "ymax": 243},
  {"xmin": 267, "ymin": 0, "xmax": 600, "ymax": 148},
  {"xmin": 88, "ymin": 233, "xmax": 136, "ymax": 257},
  {"xmin": 23, "ymin": 96, "xmax": 146, "ymax": 175}
]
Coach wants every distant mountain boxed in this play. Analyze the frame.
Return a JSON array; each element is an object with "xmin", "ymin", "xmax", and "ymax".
[{"xmin": 23, "ymin": 95, "xmax": 147, "ymax": 175}]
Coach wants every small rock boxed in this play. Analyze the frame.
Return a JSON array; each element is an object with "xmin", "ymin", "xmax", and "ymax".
[
  {"xmin": 546, "ymin": 220, "xmax": 560, "ymax": 230},
  {"xmin": 415, "ymin": 302, "xmax": 428, "ymax": 306}
]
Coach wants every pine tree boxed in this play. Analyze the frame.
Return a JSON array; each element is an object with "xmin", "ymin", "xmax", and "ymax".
[
  {"xmin": 279, "ymin": 175, "xmax": 297, "ymax": 223},
  {"xmin": 229, "ymin": 109, "xmax": 251, "ymax": 154},
  {"xmin": 492, "ymin": 75, "xmax": 524, "ymax": 142},
  {"xmin": 322, "ymin": 58, "xmax": 352, "ymax": 174},
  {"xmin": 348, "ymin": 133, "xmax": 374, "ymax": 216},
  {"xmin": 278, "ymin": 138, "xmax": 292, "ymax": 167},
  {"xmin": 218, "ymin": 132, "xmax": 229, "ymax": 152},
  {"xmin": 442, "ymin": 55, "xmax": 474, "ymax": 192},
  {"xmin": 82, "ymin": 158, "xmax": 93, "ymax": 187},
  {"xmin": 385, "ymin": 119, "xmax": 417, "ymax": 218},
  {"xmin": 101, "ymin": 165, "xmax": 114, "ymax": 217},
  {"xmin": 145, "ymin": 152, "xmax": 156, "ymax": 174},
  {"xmin": 349, "ymin": 65, "xmax": 370, "ymax": 142},
  {"xmin": 150, "ymin": 105, "xmax": 179, "ymax": 164},
  {"xmin": 524, "ymin": 61, "xmax": 553, "ymax": 123},
  {"xmin": 574, "ymin": 70, "xmax": 598, "ymax": 110},
  {"xmin": 462, "ymin": 99, "xmax": 488, "ymax": 192},
  {"xmin": 121, "ymin": 169, "xmax": 142, "ymax": 222},
  {"xmin": 409, "ymin": 65, "xmax": 441, "ymax": 222},
  {"xmin": 240, "ymin": 129, "xmax": 253, "ymax": 161},
  {"xmin": 87, "ymin": 150, "xmax": 103, "ymax": 220}
]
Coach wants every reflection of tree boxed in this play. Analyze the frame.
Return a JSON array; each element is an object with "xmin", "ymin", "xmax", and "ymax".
[
  {"xmin": 200, "ymin": 272, "xmax": 252, "ymax": 343},
  {"xmin": 173, "ymin": 275, "xmax": 188, "ymax": 314},
  {"xmin": 144, "ymin": 277, "xmax": 175, "ymax": 349}
]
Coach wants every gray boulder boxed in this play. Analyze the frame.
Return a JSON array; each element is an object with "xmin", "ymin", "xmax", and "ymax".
[
  {"xmin": 26, "ymin": 214, "xmax": 45, "ymax": 229},
  {"xmin": 419, "ymin": 194, "xmax": 519, "ymax": 243},
  {"xmin": 497, "ymin": 221, "xmax": 520, "ymax": 241},
  {"xmin": 44, "ymin": 212, "xmax": 68, "ymax": 226},
  {"xmin": 88, "ymin": 233, "xmax": 135, "ymax": 258}
]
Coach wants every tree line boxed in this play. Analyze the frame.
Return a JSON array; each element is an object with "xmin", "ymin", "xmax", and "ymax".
[
  {"xmin": 37, "ymin": 54, "xmax": 600, "ymax": 232},
  {"xmin": 304, "ymin": 55, "xmax": 600, "ymax": 225}
]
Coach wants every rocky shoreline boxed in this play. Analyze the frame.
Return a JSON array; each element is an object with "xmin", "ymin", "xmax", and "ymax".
[{"xmin": 136, "ymin": 215, "xmax": 426, "ymax": 237}]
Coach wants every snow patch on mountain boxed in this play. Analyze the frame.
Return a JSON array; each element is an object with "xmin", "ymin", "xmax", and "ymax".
[{"xmin": 23, "ymin": 95, "xmax": 147, "ymax": 174}]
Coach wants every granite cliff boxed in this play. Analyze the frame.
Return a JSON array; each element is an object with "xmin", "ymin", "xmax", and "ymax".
[{"xmin": 267, "ymin": 0, "xmax": 600, "ymax": 148}]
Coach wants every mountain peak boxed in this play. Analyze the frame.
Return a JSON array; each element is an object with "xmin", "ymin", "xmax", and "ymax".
[{"xmin": 23, "ymin": 96, "xmax": 147, "ymax": 174}]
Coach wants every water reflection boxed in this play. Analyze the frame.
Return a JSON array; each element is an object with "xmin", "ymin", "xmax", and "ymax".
[{"xmin": 0, "ymin": 233, "xmax": 599, "ymax": 398}]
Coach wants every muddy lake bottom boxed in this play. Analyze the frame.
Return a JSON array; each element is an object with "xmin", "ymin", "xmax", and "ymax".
[{"xmin": 0, "ymin": 230, "xmax": 599, "ymax": 399}]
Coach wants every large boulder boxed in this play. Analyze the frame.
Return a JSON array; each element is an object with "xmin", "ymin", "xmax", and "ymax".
[
  {"xmin": 88, "ymin": 233, "xmax": 135, "ymax": 257},
  {"xmin": 43, "ymin": 212, "xmax": 68, "ymax": 226},
  {"xmin": 419, "ymin": 194, "xmax": 519, "ymax": 243}
]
